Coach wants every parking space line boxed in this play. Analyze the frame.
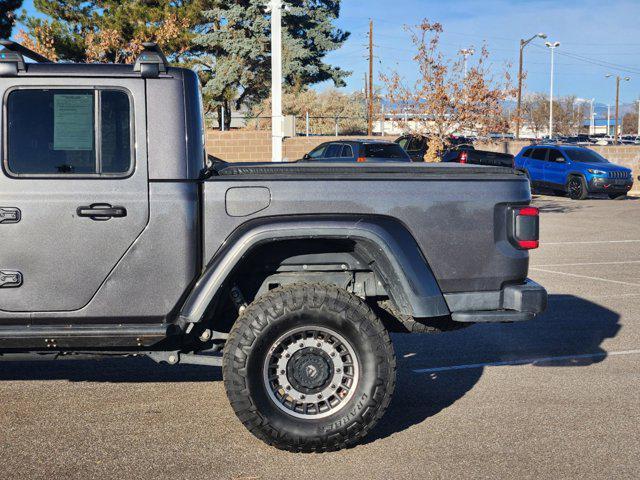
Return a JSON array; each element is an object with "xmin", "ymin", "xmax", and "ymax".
[
  {"xmin": 532, "ymin": 260, "xmax": 640, "ymax": 268},
  {"xmin": 530, "ymin": 267, "xmax": 640, "ymax": 287},
  {"xmin": 412, "ymin": 349, "xmax": 640, "ymax": 374}
]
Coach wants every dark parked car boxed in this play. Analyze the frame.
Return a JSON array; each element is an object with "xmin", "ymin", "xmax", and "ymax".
[
  {"xmin": 396, "ymin": 134, "xmax": 514, "ymax": 167},
  {"xmin": 300, "ymin": 140, "xmax": 411, "ymax": 163},
  {"xmin": 442, "ymin": 145, "xmax": 515, "ymax": 168}
]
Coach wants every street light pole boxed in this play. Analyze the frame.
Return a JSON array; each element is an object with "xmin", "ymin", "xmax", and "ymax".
[
  {"xmin": 269, "ymin": 0, "xmax": 283, "ymax": 162},
  {"xmin": 545, "ymin": 41, "xmax": 560, "ymax": 139},
  {"xmin": 459, "ymin": 48, "xmax": 475, "ymax": 77},
  {"xmin": 605, "ymin": 74, "xmax": 631, "ymax": 144},
  {"xmin": 515, "ymin": 33, "xmax": 547, "ymax": 139},
  {"xmin": 589, "ymin": 98, "xmax": 595, "ymax": 136}
]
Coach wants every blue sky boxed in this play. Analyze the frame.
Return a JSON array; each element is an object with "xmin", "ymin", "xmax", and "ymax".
[{"xmin": 17, "ymin": 0, "xmax": 640, "ymax": 104}]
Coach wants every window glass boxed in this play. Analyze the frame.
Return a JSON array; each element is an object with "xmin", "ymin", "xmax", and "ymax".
[
  {"xmin": 531, "ymin": 148, "xmax": 547, "ymax": 161},
  {"xmin": 324, "ymin": 144, "xmax": 342, "ymax": 158},
  {"xmin": 341, "ymin": 145, "xmax": 353, "ymax": 158},
  {"xmin": 6, "ymin": 89, "xmax": 132, "ymax": 176},
  {"xmin": 522, "ymin": 148, "xmax": 532, "ymax": 157},
  {"xmin": 364, "ymin": 143, "xmax": 410, "ymax": 159},
  {"xmin": 547, "ymin": 149, "xmax": 565, "ymax": 162},
  {"xmin": 564, "ymin": 148, "xmax": 609, "ymax": 164},
  {"xmin": 307, "ymin": 145, "xmax": 326, "ymax": 158},
  {"xmin": 397, "ymin": 137, "xmax": 410, "ymax": 149},
  {"xmin": 407, "ymin": 137, "xmax": 425, "ymax": 151},
  {"xmin": 101, "ymin": 90, "xmax": 132, "ymax": 173}
]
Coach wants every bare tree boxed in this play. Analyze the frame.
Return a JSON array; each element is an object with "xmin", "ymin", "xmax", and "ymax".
[
  {"xmin": 522, "ymin": 94, "xmax": 588, "ymax": 137},
  {"xmin": 381, "ymin": 19, "xmax": 515, "ymax": 161}
]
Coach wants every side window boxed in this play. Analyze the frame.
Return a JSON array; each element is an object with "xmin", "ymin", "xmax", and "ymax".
[
  {"xmin": 531, "ymin": 148, "xmax": 547, "ymax": 161},
  {"xmin": 308, "ymin": 144, "xmax": 327, "ymax": 159},
  {"xmin": 341, "ymin": 145, "xmax": 354, "ymax": 158},
  {"xmin": 397, "ymin": 137, "xmax": 410, "ymax": 149},
  {"xmin": 522, "ymin": 148, "xmax": 532, "ymax": 158},
  {"xmin": 547, "ymin": 149, "xmax": 565, "ymax": 162},
  {"xmin": 5, "ymin": 88, "xmax": 132, "ymax": 177},
  {"xmin": 324, "ymin": 143, "xmax": 342, "ymax": 158}
]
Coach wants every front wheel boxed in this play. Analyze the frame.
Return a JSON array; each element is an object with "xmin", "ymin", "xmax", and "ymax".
[
  {"xmin": 567, "ymin": 176, "xmax": 588, "ymax": 200},
  {"xmin": 223, "ymin": 283, "xmax": 396, "ymax": 452}
]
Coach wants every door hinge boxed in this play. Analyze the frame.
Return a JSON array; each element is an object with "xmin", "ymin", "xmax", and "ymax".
[
  {"xmin": 0, "ymin": 207, "xmax": 21, "ymax": 224},
  {"xmin": 0, "ymin": 271, "xmax": 22, "ymax": 288}
]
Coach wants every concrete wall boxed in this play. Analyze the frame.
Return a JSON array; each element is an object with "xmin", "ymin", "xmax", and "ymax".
[
  {"xmin": 206, "ymin": 130, "xmax": 396, "ymax": 162},
  {"xmin": 206, "ymin": 130, "xmax": 640, "ymax": 192}
]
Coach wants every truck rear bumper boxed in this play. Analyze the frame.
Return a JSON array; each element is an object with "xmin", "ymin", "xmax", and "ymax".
[{"xmin": 443, "ymin": 279, "xmax": 547, "ymax": 323}]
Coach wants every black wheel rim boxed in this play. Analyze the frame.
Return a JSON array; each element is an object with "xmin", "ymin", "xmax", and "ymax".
[{"xmin": 569, "ymin": 178, "xmax": 582, "ymax": 197}]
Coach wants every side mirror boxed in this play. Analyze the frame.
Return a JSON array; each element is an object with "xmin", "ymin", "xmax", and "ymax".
[{"xmin": 303, "ymin": 153, "xmax": 310, "ymax": 160}]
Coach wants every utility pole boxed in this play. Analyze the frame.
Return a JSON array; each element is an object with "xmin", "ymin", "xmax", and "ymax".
[
  {"xmin": 515, "ymin": 33, "xmax": 547, "ymax": 139},
  {"xmin": 607, "ymin": 104, "xmax": 611, "ymax": 137},
  {"xmin": 589, "ymin": 98, "xmax": 595, "ymax": 136},
  {"xmin": 545, "ymin": 41, "xmax": 560, "ymax": 138},
  {"xmin": 637, "ymin": 100, "xmax": 640, "ymax": 136},
  {"xmin": 269, "ymin": 0, "xmax": 283, "ymax": 162},
  {"xmin": 615, "ymin": 77, "xmax": 620, "ymax": 143},
  {"xmin": 605, "ymin": 74, "xmax": 630, "ymax": 144},
  {"xmin": 368, "ymin": 19, "xmax": 374, "ymax": 137}
]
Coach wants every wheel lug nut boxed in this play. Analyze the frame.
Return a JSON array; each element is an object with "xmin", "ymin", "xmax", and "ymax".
[
  {"xmin": 280, "ymin": 369, "xmax": 285, "ymax": 374},
  {"xmin": 317, "ymin": 342, "xmax": 322, "ymax": 347},
  {"xmin": 286, "ymin": 385, "xmax": 291, "ymax": 390},
  {"xmin": 300, "ymin": 395, "xmax": 306, "ymax": 400},
  {"xmin": 285, "ymin": 353, "xmax": 290, "ymax": 358},
  {"xmin": 331, "ymin": 384, "xmax": 336, "ymax": 389},
  {"xmin": 336, "ymin": 368, "xmax": 341, "ymax": 373},
  {"xmin": 317, "ymin": 394, "xmax": 322, "ymax": 399},
  {"xmin": 330, "ymin": 352, "xmax": 335, "ymax": 357},
  {"xmin": 299, "ymin": 343, "xmax": 304, "ymax": 348}
]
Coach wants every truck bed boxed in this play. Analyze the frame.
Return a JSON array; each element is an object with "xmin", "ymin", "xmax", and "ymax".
[{"xmin": 204, "ymin": 162, "xmax": 531, "ymax": 294}]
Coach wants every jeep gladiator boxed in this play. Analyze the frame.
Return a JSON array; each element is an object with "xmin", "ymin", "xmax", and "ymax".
[{"xmin": 0, "ymin": 41, "xmax": 547, "ymax": 452}]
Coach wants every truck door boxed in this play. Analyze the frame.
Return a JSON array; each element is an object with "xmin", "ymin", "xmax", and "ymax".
[
  {"xmin": 0, "ymin": 78, "xmax": 149, "ymax": 313},
  {"xmin": 544, "ymin": 148, "xmax": 569, "ymax": 187}
]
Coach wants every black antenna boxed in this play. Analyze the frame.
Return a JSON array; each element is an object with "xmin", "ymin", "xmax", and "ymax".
[{"xmin": 133, "ymin": 42, "xmax": 169, "ymax": 78}]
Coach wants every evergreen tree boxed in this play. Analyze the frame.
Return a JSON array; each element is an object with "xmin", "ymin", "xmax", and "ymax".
[
  {"xmin": 0, "ymin": 0, "xmax": 23, "ymax": 39},
  {"xmin": 20, "ymin": 1, "xmax": 204, "ymax": 62},
  {"xmin": 194, "ymin": 0, "xmax": 350, "ymax": 129}
]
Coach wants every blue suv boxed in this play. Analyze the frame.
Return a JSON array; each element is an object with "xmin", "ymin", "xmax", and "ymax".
[{"xmin": 514, "ymin": 145, "xmax": 633, "ymax": 200}]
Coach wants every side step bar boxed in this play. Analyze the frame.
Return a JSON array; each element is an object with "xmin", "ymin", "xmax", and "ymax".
[{"xmin": 0, "ymin": 324, "xmax": 170, "ymax": 349}]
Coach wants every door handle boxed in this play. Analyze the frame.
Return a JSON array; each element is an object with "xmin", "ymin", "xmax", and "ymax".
[{"xmin": 77, "ymin": 203, "xmax": 127, "ymax": 221}]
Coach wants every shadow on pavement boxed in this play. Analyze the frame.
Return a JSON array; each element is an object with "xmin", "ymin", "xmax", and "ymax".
[
  {"xmin": 0, "ymin": 295, "xmax": 621, "ymax": 444},
  {"xmin": 365, "ymin": 294, "xmax": 620, "ymax": 444}
]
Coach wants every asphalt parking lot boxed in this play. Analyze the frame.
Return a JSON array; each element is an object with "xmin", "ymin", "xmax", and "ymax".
[{"xmin": 1, "ymin": 194, "xmax": 639, "ymax": 480}]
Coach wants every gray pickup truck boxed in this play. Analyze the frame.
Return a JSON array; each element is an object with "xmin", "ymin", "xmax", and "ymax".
[{"xmin": 0, "ymin": 41, "xmax": 546, "ymax": 452}]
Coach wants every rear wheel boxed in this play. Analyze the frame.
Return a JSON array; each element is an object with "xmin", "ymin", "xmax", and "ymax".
[
  {"xmin": 223, "ymin": 283, "xmax": 396, "ymax": 452},
  {"xmin": 567, "ymin": 176, "xmax": 588, "ymax": 200}
]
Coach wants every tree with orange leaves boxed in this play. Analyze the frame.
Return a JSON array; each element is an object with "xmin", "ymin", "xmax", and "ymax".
[{"xmin": 381, "ymin": 20, "xmax": 515, "ymax": 161}]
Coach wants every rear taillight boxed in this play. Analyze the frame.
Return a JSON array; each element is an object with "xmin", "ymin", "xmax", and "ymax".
[
  {"xmin": 458, "ymin": 151, "xmax": 468, "ymax": 163},
  {"xmin": 357, "ymin": 157, "xmax": 366, "ymax": 163},
  {"xmin": 510, "ymin": 206, "xmax": 539, "ymax": 249}
]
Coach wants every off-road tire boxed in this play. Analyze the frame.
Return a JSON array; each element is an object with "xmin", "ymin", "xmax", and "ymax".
[
  {"xmin": 567, "ymin": 175, "xmax": 588, "ymax": 200},
  {"xmin": 223, "ymin": 283, "xmax": 396, "ymax": 453}
]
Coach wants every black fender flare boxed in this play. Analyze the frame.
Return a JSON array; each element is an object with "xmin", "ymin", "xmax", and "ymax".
[{"xmin": 178, "ymin": 215, "xmax": 449, "ymax": 325}]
